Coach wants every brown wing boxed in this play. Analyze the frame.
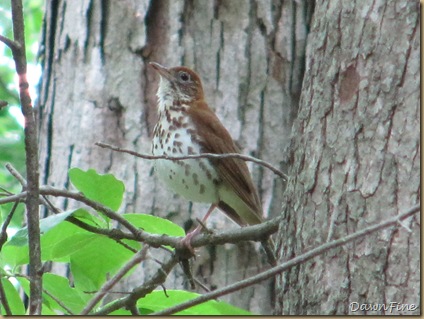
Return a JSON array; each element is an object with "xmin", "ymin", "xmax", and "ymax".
[{"xmin": 188, "ymin": 101, "xmax": 263, "ymax": 224}]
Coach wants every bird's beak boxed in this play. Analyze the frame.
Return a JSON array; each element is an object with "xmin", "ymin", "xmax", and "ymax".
[{"xmin": 149, "ymin": 62, "xmax": 173, "ymax": 81}]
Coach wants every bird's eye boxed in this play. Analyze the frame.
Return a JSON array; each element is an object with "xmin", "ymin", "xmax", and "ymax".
[{"xmin": 179, "ymin": 71, "xmax": 190, "ymax": 82}]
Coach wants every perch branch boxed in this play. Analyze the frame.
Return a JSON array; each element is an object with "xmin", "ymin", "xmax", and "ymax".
[
  {"xmin": 151, "ymin": 204, "xmax": 419, "ymax": 315},
  {"xmin": 95, "ymin": 142, "xmax": 288, "ymax": 180},
  {"xmin": 0, "ymin": 186, "xmax": 279, "ymax": 248}
]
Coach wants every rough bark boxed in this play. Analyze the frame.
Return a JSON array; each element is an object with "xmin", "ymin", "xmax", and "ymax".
[
  {"xmin": 276, "ymin": 0, "xmax": 420, "ymax": 315},
  {"xmin": 37, "ymin": 0, "xmax": 310, "ymax": 314}
]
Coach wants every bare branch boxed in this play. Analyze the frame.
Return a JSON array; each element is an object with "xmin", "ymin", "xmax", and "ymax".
[
  {"xmin": 0, "ymin": 186, "xmax": 279, "ymax": 250},
  {"xmin": 0, "ymin": 187, "xmax": 279, "ymax": 250},
  {"xmin": 0, "ymin": 276, "xmax": 12, "ymax": 315},
  {"xmin": 7, "ymin": 0, "xmax": 42, "ymax": 314},
  {"xmin": 92, "ymin": 254, "xmax": 180, "ymax": 315},
  {"xmin": 40, "ymin": 186, "xmax": 279, "ymax": 248},
  {"xmin": 150, "ymin": 205, "xmax": 419, "ymax": 315},
  {"xmin": 0, "ymin": 201, "xmax": 20, "ymax": 250},
  {"xmin": 42, "ymin": 288, "xmax": 75, "ymax": 315},
  {"xmin": 39, "ymin": 186, "xmax": 142, "ymax": 237},
  {"xmin": 5, "ymin": 163, "xmax": 27, "ymax": 188},
  {"xmin": 80, "ymin": 246, "xmax": 150, "ymax": 315},
  {"xmin": 0, "ymin": 100, "xmax": 8, "ymax": 109},
  {"xmin": 95, "ymin": 142, "xmax": 288, "ymax": 180},
  {"xmin": 0, "ymin": 192, "xmax": 26, "ymax": 205},
  {"xmin": 0, "ymin": 34, "xmax": 21, "ymax": 54}
]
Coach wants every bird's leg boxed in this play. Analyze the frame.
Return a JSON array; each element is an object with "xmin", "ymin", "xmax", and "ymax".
[{"xmin": 180, "ymin": 204, "xmax": 216, "ymax": 253}]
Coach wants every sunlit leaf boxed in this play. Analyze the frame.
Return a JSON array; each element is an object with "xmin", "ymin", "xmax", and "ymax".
[{"xmin": 69, "ymin": 168, "xmax": 125, "ymax": 211}]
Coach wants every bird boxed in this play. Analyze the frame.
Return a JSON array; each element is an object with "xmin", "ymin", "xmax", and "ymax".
[{"xmin": 150, "ymin": 62, "xmax": 275, "ymax": 265}]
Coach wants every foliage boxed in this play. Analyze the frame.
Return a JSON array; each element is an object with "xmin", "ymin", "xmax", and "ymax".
[
  {"xmin": 0, "ymin": 168, "xmax": 253, "ymax": 315},
  {"xmin": 0, "ymin": 2, "xmax": 251, "ymax": 314}
]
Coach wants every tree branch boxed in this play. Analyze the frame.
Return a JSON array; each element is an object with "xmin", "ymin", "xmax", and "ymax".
[
  {"xmin": 80, "ymin": 246, "xmax": 149, "ymax": 315},
  {"xmin": 6, "ymin": 0, "xmax": 42, "ymax": 314},
  {"xmin": 0, "ymin": 276, "xmax": 12, "ymax": 315},
  {"xmin": 39, "ymin": 186, "xmax": 142, "ymax": 237},
  {"xmin": 92, "ymin": 254, "xmax": 180, "ymax": 315},
  {"xmin": 5, "ymin": 163, "xmax": 27, "ymax": 188},
  {"xmin": 40, "ymin": 186, "xmax": 280, "ymax": 247},
  {"xmin": 150, "ymin": 205, "xmax": 419, "ymax": 315},
  {"xmin": 0, "ymin": 186, "xmax": 279, "ymax": 249},
  {"xmin": 95, "ymin": 142, "xmax": 288, "ymax": 180},
  {"xmin": 0, "ymin": 201, "xmax": 20, "ymax": 250},
  {"xmin": 0, "ymin": 35, "xmax": 21, "ymax": 55},
  {"xmin": 42, "ymin": 288, "xmax": 75, "ymax": 315}
]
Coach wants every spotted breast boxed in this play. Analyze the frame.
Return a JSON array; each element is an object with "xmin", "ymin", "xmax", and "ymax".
[{"xmin": 152, "ymin": 105, "xmax": 221, "ymax": 204}]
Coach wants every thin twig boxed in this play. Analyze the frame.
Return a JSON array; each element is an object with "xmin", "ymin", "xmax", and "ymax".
[
  {"xmin": 0, "ymin": 276, "xmax": 12, "ymax": 315},
  {"xmin": 41, "ymin": 200, "xmax": 140, "ymax": 254},
  {"xmin": 150, "ymin": 205, "xmax": 419, "ymax": 315},
  {"xmin": 0, "ymin": 100, "xmax": 8, "ymax": 109},
  {"xmin": 39, "ymin": 186, "xmax": 142, "ymax": 238},
  {"xmin": 326, "ymin": 208, "xmax": 339, "ymax": 242},
  {"xmin": 95, "ymin": 142, "xmax": 288, "ymax": 180},
  {"xmin": 0, "ymin": 186, "xmax": 14, "ymax": 196},
  {"xmin": 0, "ymin": 186, "xmax": 279, "ymax": 252},
  {"xmin": 93, "ymin": 254, "xmax": 180, "ymax": 315},
  {"xmin": 5, "ymin": 163, "xmax": 27, "ymax": 188},
  {"xmin": 43, "ymin": 288, "xmax": 75, "ymax": 315},
  {"xmin": 0, "ymin": 201, "xmax": 20, "ymax": 250},
  {"xmin": 0, "ymin": 192, "xmax": 26, "ymax": 205},
  {"xmin": 0, "ymin": 34, "xmax": 21, "ymax": 54},
  {"xmin": 41, "ymin": 186, "xmax": 279, "ymax": 247},
  {"xmin": 80, "ymin": 246, "xmax": 149, "ymax": 315},
  {"xmin": 0, "ymin": 186, "xmax": 280, "ymax": 249}
]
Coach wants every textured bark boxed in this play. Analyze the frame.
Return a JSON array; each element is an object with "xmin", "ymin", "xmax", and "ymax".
[
  {"xmin": 37, "ymin": 0, "xmax": 310, "ymax": 314},
  {"xmin": 276, "ymin": 0, "xmax": 420, "ymax": 315}
]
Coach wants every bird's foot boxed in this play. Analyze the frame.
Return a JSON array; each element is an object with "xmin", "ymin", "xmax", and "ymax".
[{"xmin": 180, "ymin": 226, "xmax": 201, "ymax": 255}]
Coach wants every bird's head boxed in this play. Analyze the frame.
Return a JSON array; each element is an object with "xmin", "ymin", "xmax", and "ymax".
[{"xmin": 150, "ymin": 62, "xmax": 204, "ymax": 108}]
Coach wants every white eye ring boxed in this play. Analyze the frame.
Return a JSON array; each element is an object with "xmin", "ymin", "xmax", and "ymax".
[{"xmin": 179, "ymin": 72, "xmax": 190, "ymax": 82}]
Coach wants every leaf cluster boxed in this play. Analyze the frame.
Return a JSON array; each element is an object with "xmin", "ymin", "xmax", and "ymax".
[{"xmin": 0, "ymin": 168, "xmax": 252, "ymax": 315}]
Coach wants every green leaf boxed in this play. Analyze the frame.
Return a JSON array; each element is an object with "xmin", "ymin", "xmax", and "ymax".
[
  {"xmin": 43, "ymin": 273, "xmax": 89, "ymax": 314},
  {"xmin": 1, "ymin": 278, "xmax": 26, "ymax": 315},
  {"xmin": 16, "ymin": 276, "xmax": 77, "ymax": 315},
  {"xmin": 0, "ymin": 244, "xmax": 28, "ymax": 268},
  {"xmin": 137, "ymin": 290, "xmax": 252, "ymax": 315},
  {"xmin": 70, "ymin": 235, "xmax": 136, "ymax": 291},
  {"xmin": 52, "ymin": 232, "xmax": 97, "ymax": 260},
  {"xmin": 109, "ymin": 308, "xmax": 132, "ymax": 315},
  {"xmin": 72, "ymin": 208, "xmax": 105, "ymax": 227},
  {"xmin": 2, "ymin": 212, "xmax": 102, "ymax": 267},
  {"xmin": 123, "ymin": 214, "xmax": 185, "ymax": 237},
  {"xmin": 123, "ymin": 214, "xmax": 185, "ymax": 250},
  {"xmin": 69, "ymin": 168, "xmax": 125, "ymax": 211},
  {"xmin": 7, "ymin": 210, "xmax": 75, "ymax": 246},
  {"xmin": 46, "ymin": 221, "xmax": 100, "ymax": 261}
]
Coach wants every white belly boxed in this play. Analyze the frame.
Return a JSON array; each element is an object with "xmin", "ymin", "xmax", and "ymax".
[{"xmin": 152, "ymin": 117, "xmax": 220, "ymax": 204}]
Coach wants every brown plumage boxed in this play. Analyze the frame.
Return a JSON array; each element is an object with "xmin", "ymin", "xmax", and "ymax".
[
  {"xmin": 150, "ymin": 62, "xmax": 275, "ymax": 264},
  {"xmin": 187, "ymin": 101, "xmax": 263, "ymax": 226}
]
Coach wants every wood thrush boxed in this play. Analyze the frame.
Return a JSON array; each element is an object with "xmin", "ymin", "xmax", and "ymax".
[{"xmin": 150, "ymin": 62, "xmax": 275, "ymax": 265}]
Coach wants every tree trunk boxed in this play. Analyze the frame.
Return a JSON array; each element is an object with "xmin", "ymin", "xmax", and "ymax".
[
  {"xmin": 276, "ymin": 0, "xmax": 420, "ymax": 315},
  {"xmin": 37, "ymin": 0, "xmax": 310, "ymax": 314}
]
